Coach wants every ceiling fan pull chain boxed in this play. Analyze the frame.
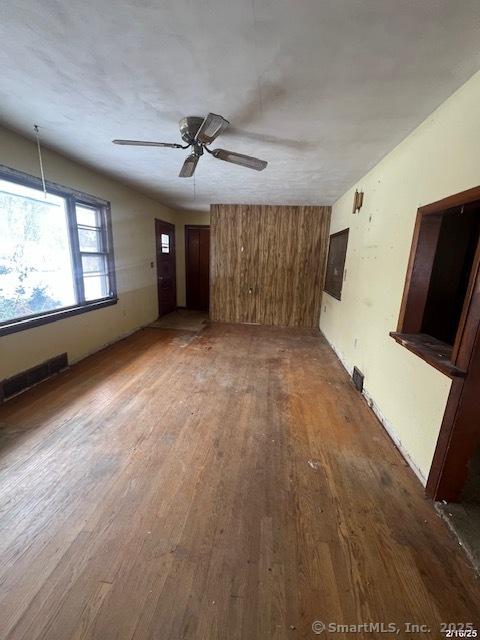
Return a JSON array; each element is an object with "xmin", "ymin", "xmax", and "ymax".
[{"xmin": 34, "ymin": 124, "xmax": 47, "ymax": 198}]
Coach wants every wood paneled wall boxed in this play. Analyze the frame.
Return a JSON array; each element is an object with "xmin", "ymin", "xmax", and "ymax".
[{"xmin": 210, "ymin": 204, "xmax": 331, "ymax": 327}]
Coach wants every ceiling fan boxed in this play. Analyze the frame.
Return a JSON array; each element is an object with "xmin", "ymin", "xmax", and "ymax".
[{"xmin": 113, "ymin": 113, "xmax": 268, "ymax": 178}]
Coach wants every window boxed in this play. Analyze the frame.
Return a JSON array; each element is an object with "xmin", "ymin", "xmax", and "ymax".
[
  {"xmin": 161, "ymin": 233, "xmax": 170, "ymax": 253},
  {"xmin": 391, "ymin": 187, "xmax": 480, "ymax": 378},
  {"xmin": 324, "ymin": 228, "xmax": 349, "ymax": 300},
  {"xmin": 76, "ymin": 205, "xmax": 111, "ymax": 301},
  {"xmin": 0, "ymin": 166, "xmax": 117, "ymax": 335}
]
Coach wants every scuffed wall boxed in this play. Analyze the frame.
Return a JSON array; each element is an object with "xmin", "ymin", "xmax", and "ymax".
[
  {"xmin": 0, "ymin": 125, "xmax": 207, "ymax": 379},
  {"xmin": 320, "ymin": 71, "xmax": 480, "ymax": 481}
]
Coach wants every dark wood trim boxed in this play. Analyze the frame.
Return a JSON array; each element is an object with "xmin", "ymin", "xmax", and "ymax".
[
  {"xmin": 155, "ymin": 219, "xmax": 176, "ymax": 229},
  {"xmin": 389, "ymin": 332, "xmax": 465, "ymax": 378},
  {"xmin": 396, "ymin": 212, "xmax": 442, "ymax": 333},
  {"xmin": 155, "ymin": 218, "xmax": 177, "ymax": 317},
  {"xmin": 451, "ymin": 238, "xmax": 480, "ymax": 365},
  {"xmin": 418, "ymin": 185, "xmax": 480, "ymax": 216},
  {"xmin": 426, "ymin": 326, "xmax": 480, "ymax": 501},
  {"xmin": 393, "ymin": 185, "xmax": 480, "ymax": 379},
  {"xmin": 396, "ymin": 185, "xmax": 480, "ymax": 335},
  {"xmin": 426, "ymin": 240, "xmax": 480, "ymax": 499},
  {"xmin": 406, "ymin": 185, "xmax": 480, "ymax": 501},
  {"xmin": 392, "ymin": 186, "xmax": 480, "ymax": 500},
  {"xmin": 0, "ymin": 298, "xmax": 118, "ymax": 337}
]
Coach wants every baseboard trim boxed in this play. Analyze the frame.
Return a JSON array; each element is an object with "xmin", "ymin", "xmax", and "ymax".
[
  {"xmin": 321, "ymin": 331, "xmax": 426, "ymax": 486},
  {"xmin": 69, "ymin": 319, "xmax": 155, "ymax": 367},
  {"xmin": 1, "ymin": 317, "xmax": 157, "ymax": 403}
]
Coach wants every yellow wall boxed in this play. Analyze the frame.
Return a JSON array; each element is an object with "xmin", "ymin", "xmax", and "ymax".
[
  {"xmin": 320, "ymin": 71, "xmax": 480, "ymax": 482},
  {"xmin": 0, "ymin": 126, "xmax": 208, "ymax": 379}
]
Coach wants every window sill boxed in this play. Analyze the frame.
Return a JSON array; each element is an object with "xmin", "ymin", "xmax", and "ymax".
[
  {"xmin": 0, "ymin": 298, "xmax": 118, "ymax": 337},
  {"xmin": 389, "ymin": 332, "xmax": 466, "ymax": 379}
]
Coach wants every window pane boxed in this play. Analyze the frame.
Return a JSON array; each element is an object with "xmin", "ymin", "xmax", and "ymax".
[
  {"xmin": 84, "ymin": 274, "xmax": 108, "ymax": 301},
  {"xmin": 82, "ymin": 254, "xmax": 106, "ymax": 274},
  {"xmin": 78, "ymin": 227, "xmax": 102, "ymax": 252},
  {"xmin": 161, "ymin": 233, "xmax": 170, "ymax": 253},
  {"xmin": 0, "ymin": 179, "xmax": 76, "ymax": 323},
  {"xmin": 76, "ymin": 205, "xmax": 98, "ymax": 227}
]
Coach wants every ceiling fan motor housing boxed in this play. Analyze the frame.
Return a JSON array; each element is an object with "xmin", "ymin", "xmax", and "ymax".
[{"xmin": 179, "ymin": 116, "xmax": 204, "ymax": 144}]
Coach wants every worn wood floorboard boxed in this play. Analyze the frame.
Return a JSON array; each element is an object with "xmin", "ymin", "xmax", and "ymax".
[{"xmin": 0, "ymin": 324, "xmax": 479, "ymax": 640}]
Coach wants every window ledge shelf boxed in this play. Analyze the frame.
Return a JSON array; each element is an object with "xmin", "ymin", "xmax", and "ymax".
[
  {"xmin": 389, "ymin": 332, "xmax": 466, "ymax": 379},
  {"xmin": 0, "ymin": 298, "xmax": 118, "ymax": 337}
]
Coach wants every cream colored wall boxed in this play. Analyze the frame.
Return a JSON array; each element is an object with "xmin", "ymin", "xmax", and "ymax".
[
  {"xmin": 0, "ymin": 126, "xmax": 208, "ymax": 380},
  {"xmin": 320, "ymin": 71, "xmax": 480, "ymax": 482}
]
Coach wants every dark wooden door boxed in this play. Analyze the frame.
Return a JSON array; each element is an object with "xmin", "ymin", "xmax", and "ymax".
[
  {"xmin": 155, "ymin": 219, "xmax": 176, "ymax": 317},
  {"xmin": 185, "ymin": 225, "xmax": 210, "ymax": 312}
]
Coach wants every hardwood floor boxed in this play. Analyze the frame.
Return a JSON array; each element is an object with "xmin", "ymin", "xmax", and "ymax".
[{"xmin": 0, "ymin": 323, "xmax": 479, "ymax": 640}]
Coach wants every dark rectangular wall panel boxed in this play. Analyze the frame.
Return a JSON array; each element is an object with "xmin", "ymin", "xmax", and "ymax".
[
  {"xmin": 324, "ymin": 228, "xmax": 349, "ymax": 300},
  {"xmin": 210, "ymin": 204, "xmax": 331, "ymax": 328}
]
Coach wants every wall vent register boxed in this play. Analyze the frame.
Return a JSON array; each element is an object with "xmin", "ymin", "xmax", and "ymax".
[
  {"xmin": 0, "ymin": 353, "xmax": 68, "ymax": 401},
  {"xmin": 352, "ymin": 366, "xmax": 364, "ymax": 393}
]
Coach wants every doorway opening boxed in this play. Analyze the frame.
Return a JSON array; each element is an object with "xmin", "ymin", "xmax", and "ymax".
[
  {"xmin": 155, "ymin": 219, "xmax": 177, "ymax": 317},
  {"xmin": 392, "ymin": 185, "xmax": 480, "ymax": 567},
  {"xmin": 392, "ymin": 186, "xmax": 480, "ymax": 501},
  {"xmin": 185, "ymin": 225, "xmax": 210, "ymax": 313}
]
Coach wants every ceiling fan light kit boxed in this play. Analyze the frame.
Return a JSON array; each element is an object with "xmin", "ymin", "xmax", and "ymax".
[{"xmin": 113, "ymin": 113, "xmax": 268, "ymax": 178}]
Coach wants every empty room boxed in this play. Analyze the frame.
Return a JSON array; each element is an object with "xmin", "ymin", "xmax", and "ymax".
[{"xmin": 1, "ymin": 1, "xmax": 480, "ymax": 638}]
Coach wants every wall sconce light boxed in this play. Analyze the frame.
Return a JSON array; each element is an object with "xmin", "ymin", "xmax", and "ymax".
[{"xmin": 352, "ymin": 189, "xmax": 364, "ymax": 213}]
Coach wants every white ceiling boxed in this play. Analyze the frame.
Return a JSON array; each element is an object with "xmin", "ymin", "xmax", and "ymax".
[{"xmin": 0, "ymin": 1, "xmax": 479, "ymax": 212}]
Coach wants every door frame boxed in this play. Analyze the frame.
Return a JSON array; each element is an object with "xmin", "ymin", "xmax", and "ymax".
[
  {"xmin": 155, "ymin": 218, "xmax": 177, "ymax": 317},
  {"xmin": 424, "ymin": 186, "xmax": 480, "ymax": 501},
  {"xmin": 185, "ymin": 224, "xmax": 210, "ymax": 312}
]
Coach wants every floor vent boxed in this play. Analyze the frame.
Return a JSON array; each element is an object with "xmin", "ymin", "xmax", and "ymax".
[
  {"xmin": 0, "ymin": 353, "xmax": 68, "ymax": 402},
  {"xmin": 352, "ymin": 366, "xmax": 364, "ymax": 393}
]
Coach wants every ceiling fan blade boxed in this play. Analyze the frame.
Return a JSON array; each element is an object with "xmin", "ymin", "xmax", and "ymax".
[
  {"xmin": 113, "ymin": 139, "xmax": 184, "ymax": 148},
  {"xmin": 195, "ymin": 113, "xmax": 229, "ymax": 144},
  {"xmin": 179, "ymin": 153, "xmax": 200, "ymax": 178},
  {"xmin": 211, "ymin": 148, "xmax": 267, "ymax": 171}
]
